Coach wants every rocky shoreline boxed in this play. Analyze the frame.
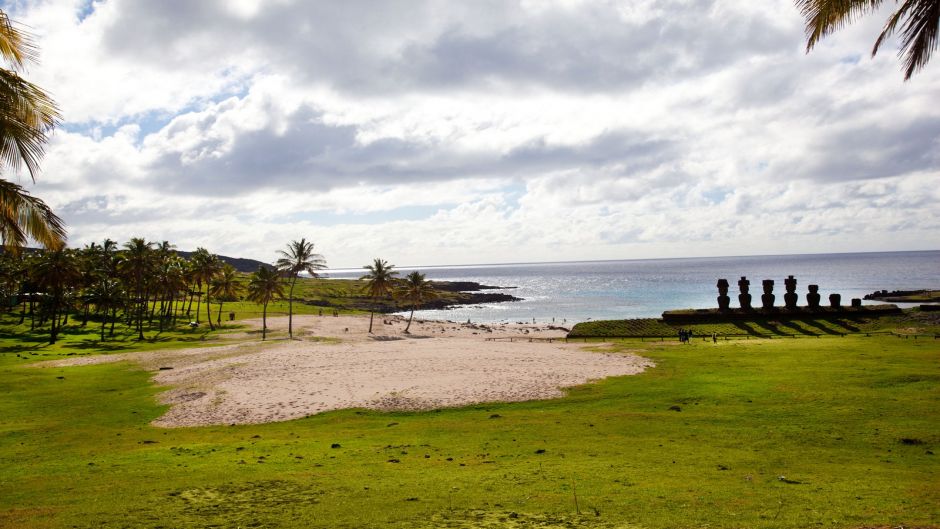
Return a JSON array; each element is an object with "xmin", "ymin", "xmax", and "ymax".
[
  {"xmin": 301, "ymin": 280, "xmax": 522, "ymax": 313},
  {"xmin": 863, "ymin": 289, "xmax": 940, "ymax": 303}
]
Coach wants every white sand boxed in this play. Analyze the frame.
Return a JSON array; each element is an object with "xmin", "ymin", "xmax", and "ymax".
[{"xmin": 44, "ymin": 315, "xmax": 653, "ymax": 427}]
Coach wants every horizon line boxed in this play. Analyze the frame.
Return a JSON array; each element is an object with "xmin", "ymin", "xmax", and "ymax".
[{"xmin": 321, "ymin": 248, "xmax": 940, "ymax": 274}]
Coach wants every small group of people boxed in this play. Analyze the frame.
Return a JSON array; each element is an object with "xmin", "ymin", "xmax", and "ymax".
[{"xmin": 678, "ymin": 328, "xmax": 720, "ymax": 344}]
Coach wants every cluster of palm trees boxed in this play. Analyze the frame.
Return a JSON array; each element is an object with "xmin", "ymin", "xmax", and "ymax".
[
  {"xmin": 0, "ymin": 233, "xmax": 447, "ymax": 344},
  {"xmin": 360, "ymin": 258, "xmax": 438, "ymax": 334},
  {"xmin": 0, "ymin": 238, "xmax": 246, "ymax": 344}
]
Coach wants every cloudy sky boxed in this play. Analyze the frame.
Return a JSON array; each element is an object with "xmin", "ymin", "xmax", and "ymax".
[{"xmin": 6, "ymin": 0, "xmax": 939, "ymax": 267}]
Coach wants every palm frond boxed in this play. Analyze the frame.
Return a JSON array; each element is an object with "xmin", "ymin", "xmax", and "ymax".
[
  {"xmin": 799, "ymin": 0, "xmax": 885, "ymax": 50},
  {"xmin": 0, "ymin": 178, "xmax": 65, "ymax": 252},
  {"xmin": 887, "ymin": 0, "xmax": 940, "ymax": 79},
  {"xmin": 0, "ymin": 17, "xmax": 60, "ymax": 180},
  {"xmin": 0, "ymin": 11, "xmax": 39, "ymax": 71}
]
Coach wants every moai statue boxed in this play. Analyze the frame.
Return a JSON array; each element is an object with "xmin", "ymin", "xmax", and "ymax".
[
  {"xmin": 717, "ymin": 278, "xmax": 731, "ymax": 310},
  {"xmin": 851, "ymin": 298, "xmax": 862, "ymax": 307},
  {"xmin": 761, "ymin": 279, "xmax": 775, "ymax": 309},
  {"xmin": 806, "ymin": 284, "xmax": 821, "ymax": 309},
  {"xmin": 738, "ymin": 276, "xmax": 752, "ymax": 310},
  {"xmin": 783, "ymin": 275, "xmax": 798, "ymax": 309},
  {"xmin": 829, "ymin": 293, "xmax": 841, "ymax": 308}
]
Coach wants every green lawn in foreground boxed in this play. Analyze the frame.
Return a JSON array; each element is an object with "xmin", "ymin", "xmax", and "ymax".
[{"xmin": 0, "ymin": 333, "xmax": 937, "ymax": 528}]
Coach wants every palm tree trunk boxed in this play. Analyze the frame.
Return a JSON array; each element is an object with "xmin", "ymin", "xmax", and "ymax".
[
  {"xmin": 100, "ymin": 314, "xmax": 106, "ymax": 341},
  {"xmin": 48, "ymin": 297, "xmax": 57, "ymax": 345},
  {"xmin": 217, "ymin": 300, "xmax": 223, "ymax": 326},
  {"xmin": 262, "ymin": 302, "xmax": 268, "ymax": 340},
  {"xmin": 405, "ymin": 305, "xmax": 415, "ymax": 333},
  {"xmin": 195, "ymin": 287, "xmax": 202, "ymax": 324},
  {"xmin": 368, "ymin": 307, "xmax": 375, "ymax": 333},
  {"xmin": 205, "ymin": 287, "xmax": 214, "ymax": 330},
  {"xmin": 288, "ymin": 275, "xmax": 296, "ymax": 339},
  {"xmin": 186, "ymin": 282, "xmax": 195, "ymax": 316},
  {"xmin": 158, "ymin": 290, "xmax": 166, "ymax": 332}
]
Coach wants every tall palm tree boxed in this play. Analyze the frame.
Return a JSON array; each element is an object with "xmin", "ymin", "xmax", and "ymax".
[
  {"xmin": 360, "ymin": 258, "xmax": 398, "ymax": 334},
  {"xmin": 246, "ymin": 265, "xmax": 283, "ymax": 341},
  {"xmin": 86, "ymin": 276, "xmax": 121, "ymax": 342},
  {"xmin": 187, "ymin": 248, "xmax": 220, "ymax": 328},
  {"xmin": 192, "ymin": 251, "xmax": 221, "ymax": 330},
  {"xmin": 209, "ymin": 264, "xmax": 242, "ymax": 325},
  {"xmin": 33, "ymin": 248, "xmax": 79, "ymax": 344},
  {"xmin": 119, "ymin": 238, "xmax": 153, "ymax": 340},
  {"xmin": 798, "ymin": 0, "xmax": 940, "ymax": 80},
  {"xmin": 0, "ymin": 10, "xmax": 65, "ymax": 251},
  {"xmin": 395, "ymin": 271, "xmax": 438, "ymax": 333},
  {"xmin": 275, "ymin": 238, "xmax": 327, "ymax": 339}
]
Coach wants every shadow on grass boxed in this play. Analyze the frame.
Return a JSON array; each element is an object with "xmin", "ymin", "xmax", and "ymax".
[
  {"xmin": 823, "ymin": 317, "xmax": 861, "ymax": 333},
  {"xmin": 732, "ymin": 321, "xmax": 769, "ymax": 336},
  {"xmin": 800, "ymin": 319, "xmax": 842, "ymax": 336},
  {"xmin": 777, "ymin": 320, "xmax": 815, "ymax": 336},
  {"xmin": 69, "ymin": 340, "xmax": 138, "ymax": 351}
]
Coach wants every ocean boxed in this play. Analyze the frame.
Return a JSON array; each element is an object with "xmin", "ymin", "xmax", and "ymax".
[{"xmin": 327, "ymin": 251, "xmax": 939, "ymax": 324}]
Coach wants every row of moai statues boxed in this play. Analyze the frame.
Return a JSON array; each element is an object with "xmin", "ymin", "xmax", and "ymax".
[{"xmin": 717, "ymin": 275, "xmax": 843, "ymax": 310}]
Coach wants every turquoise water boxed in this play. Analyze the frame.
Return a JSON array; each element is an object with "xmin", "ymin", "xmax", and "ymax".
[{"xmin": 328, "ymin": 251, "xmax": 939, "ymax": 323}]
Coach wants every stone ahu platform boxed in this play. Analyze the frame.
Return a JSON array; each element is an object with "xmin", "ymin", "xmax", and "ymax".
[
  {"xmin": 663, "ymin": 274, "xmax": 902, "ymax": 324},
  {"xmin": 662, "ymin": 304, "xmax": 902, "ymax": 325}
]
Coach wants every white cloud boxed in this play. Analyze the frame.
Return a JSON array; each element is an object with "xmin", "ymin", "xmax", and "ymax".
[{"xmin": 8, "ymin": 0, "xmax": 938, "ymax": 266}]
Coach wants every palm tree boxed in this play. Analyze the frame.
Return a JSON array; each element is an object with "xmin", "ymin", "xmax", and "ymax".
[
  {"xmin": 395, "ymin": 271, "xmax": 438, "ymax": 333},
  {"xmin": 360, "ymin": 258, "xmax": 398, "ymax": 334},
  {"xmin": 275, "ymin": 238, "xmax": 327, "ymax": 339},
  {"xmin": 86, "ymin": 276, "xmax": 121, "ymax": 342},
  {"xmin": 118, "ymin": 238, "xmax": 153, "ymax": 340},
  {"xmin": 187, "ymin": 248, "xmax": 221, "ymax": 328},
  {"xmin": 0, "ymin": 10, "xmax": 65, "ymax": 251},
  {"xmin": 798, "ymin": 0, "xmax": 940, "ymax": 80},
  {"xmin": 33, "ymin": 248, "xmax": 79, "ymax": 344},
  {"xmin": 209, "ymin": 264, "xmax": 241, "ymax": 325},
  {"xmin": 246, "ymin": 265, "xmax": 283, "ymax": 341}
]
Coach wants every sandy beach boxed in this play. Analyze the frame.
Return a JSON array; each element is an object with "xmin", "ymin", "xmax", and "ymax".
[{"xmin": 45, "ymin": 315, "xmax": 653, "ymax": 427}]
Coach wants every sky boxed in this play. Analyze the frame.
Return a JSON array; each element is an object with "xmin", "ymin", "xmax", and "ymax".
[{"xmin": 4, "ymin": 0, "xmax": 939, "ymax": 268}]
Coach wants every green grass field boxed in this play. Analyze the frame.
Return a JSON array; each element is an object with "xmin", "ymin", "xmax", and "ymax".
[{"xmin": 0, "ymin": 317, "xmax": 938, "ymax": 528}]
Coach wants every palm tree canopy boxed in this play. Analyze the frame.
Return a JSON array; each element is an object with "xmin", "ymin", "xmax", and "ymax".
[
  {"xmin": 360, "ymin": 258, "xmax": 398, "ymax": 298},
  {"xmin": 247, "ymin": 265, "xmax": 284, "ymax": 305},
  {"xmin": 396, "ymin": 271, "xmax": 438, "ymax": 306},
  {"xmin": 798, "ymin": 0, "xmax": 940, "ymax": 79},
  {"xmin": 33, "ymin": 248, "xmax": 80, "ymax": 291},
  {"xmin": 0, "ymin": 10, "xmax": 60, "ymax": 179},
  {"xmin": 210, "ymin": 264, "xmax": 242, "ymax": 301},
  {"xmin": 275, "ymin": 238, "xmax": 327, "ymax": 278},
  {"xmin": 0, "ymin": 179, "xmax": 65, "ymax": 251},
  {"xmin": 0, "ymin": 10, "xmax": 64, "ymax": 253},
  {"xmin": 190, "ymin": 248, "xmax": 222, "ymax": 285}
]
